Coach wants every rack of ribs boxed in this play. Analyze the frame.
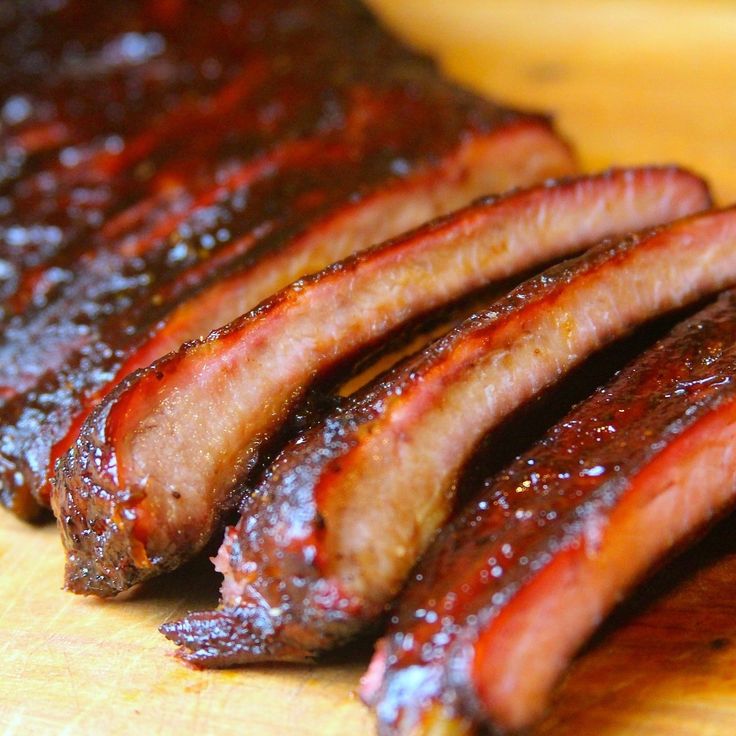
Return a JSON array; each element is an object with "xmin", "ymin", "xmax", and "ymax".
[
  {"xmin": 56, "ymin": 167, "xmax": 708, "ymax": 596},
  {"xmin": 0, "ymin": 0, "xmax": 576, "ymax": 521}
]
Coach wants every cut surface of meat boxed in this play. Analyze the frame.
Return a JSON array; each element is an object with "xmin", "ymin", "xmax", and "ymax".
[
  {"xmin": 161, "ymin": 206, "xmax": 736, "ymax": 667},
  {"xmin": 55, "ymin": 167, "xmax": 707, "ymax": 595},
  {"xmin": 361, "ymin": 288, "xmax": 736, "ymax": 735},
  {"xmin": 0, "ymin": 0, "xmax": 578, "ymax": 521}
]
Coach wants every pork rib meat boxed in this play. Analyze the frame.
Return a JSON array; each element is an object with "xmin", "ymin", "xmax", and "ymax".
[
  {"xmin": 363, "ymin": 288, "xmax": 736, "ymax": 735},
  {"xmin": 161, "ymin": 207, "xmax": 736, "ymax": 666},
  {"xmin": 56, "ymin": 168, "xmax": 708, "ymax": 595},
  {"xmin": 0, "ymin": 0, "xmax": 576, "ymax": 520}
]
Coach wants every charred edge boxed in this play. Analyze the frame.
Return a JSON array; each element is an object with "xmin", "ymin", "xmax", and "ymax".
[
  {"xmin": 55, "ymin": 398, "xmax": 150, "ymax": 596},
  {"xmin": 160, "ymin": 494, "xmax": 369, "ymax": 666},
  {"xmin": 159, "ymin": 608, "xmax": 313, "ymax": 667}
]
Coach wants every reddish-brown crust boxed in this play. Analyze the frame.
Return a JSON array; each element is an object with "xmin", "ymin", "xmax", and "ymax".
[
  {"xmin": 0, "ymin": 1, "xmax": 291, "ymax": 292},
  {"xmin": 364, "ymin": 289, "xmax": 736, "ymax": 735},
  {"xmin": 1, "ymin": 0, "xmax": 577, "ymax": 521},
  {"xmin": 160, "ymin": 208, "xmax": 736, "ymax": 667},
  {"xmin": 55, "ymin": 167, "xmax": 701, "ymax": 596}
]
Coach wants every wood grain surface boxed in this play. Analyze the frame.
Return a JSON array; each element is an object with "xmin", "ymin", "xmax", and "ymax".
[{"xmin": 2, "ymin": 2, "xmax": 736, "ymax": 734}]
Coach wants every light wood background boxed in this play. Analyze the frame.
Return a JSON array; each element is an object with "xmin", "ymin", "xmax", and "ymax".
[{"xmin": 2, "ymin": 2, "xmax": 736, "ymax": 734}]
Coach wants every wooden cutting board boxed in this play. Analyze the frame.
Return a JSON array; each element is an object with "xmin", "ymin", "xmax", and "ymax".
[{"xmin": 2, "ymin": 2, "xmax": 736, "ymax": 734}]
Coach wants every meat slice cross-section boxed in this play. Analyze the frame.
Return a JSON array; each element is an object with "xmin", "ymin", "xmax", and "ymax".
[
  {"xmin": 161, "ymin": 206, "xmax": 736, "ymax": 667},
  {"xmin": 52, "ymin": 167, "xmax": 707, "ymax": 595},
  {"xmin": 361, "ymin": 289, "xmax": 736, "ymax": 736}
]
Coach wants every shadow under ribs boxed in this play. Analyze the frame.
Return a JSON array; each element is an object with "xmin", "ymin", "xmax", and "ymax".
[
  {"xmin": 161, "ymin": 207, "xmax": 736, "ymax": 666},
  {"xmin": 362, "ymin": 288, "xmax": 736, "ymax": 735}
]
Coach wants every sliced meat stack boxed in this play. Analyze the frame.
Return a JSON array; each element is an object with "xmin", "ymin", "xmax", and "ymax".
[
  {"xmin": 55, "ymin": 167, "xmax": 707, "ymax": 596},
  {"xmin": 362, "ymin": 288, "xmax": 736, "ymax": 735},
  {"xmin": 160, "ymin": 206, "xmax": 736, "ymax": 667},
  {"xmin": 0, "ymin": 0, "xmax": 576, "ymax": 520}
]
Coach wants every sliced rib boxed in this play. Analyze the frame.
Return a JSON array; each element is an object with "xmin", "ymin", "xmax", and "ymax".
[
  {"xmin": 361, "ymin": 288, "xmax": 736, "ymax": 735},
  {"xmin": 0, "ymin": 0, "xmax": 574, "ymax": 513},
  {"xmin": 2, "ymin": 116, "xmax": 575, "ymax": 522},
  {"xmin": 161, "ymin": 207, "xmax": 736, "ymax": 666},
  {"xmin": 2, "ymin": 0, "xmax": 581, "ymax": 520},
  {"xmin": 52, "ymin": 167, "xmax": 706, "ymax": 593}
]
